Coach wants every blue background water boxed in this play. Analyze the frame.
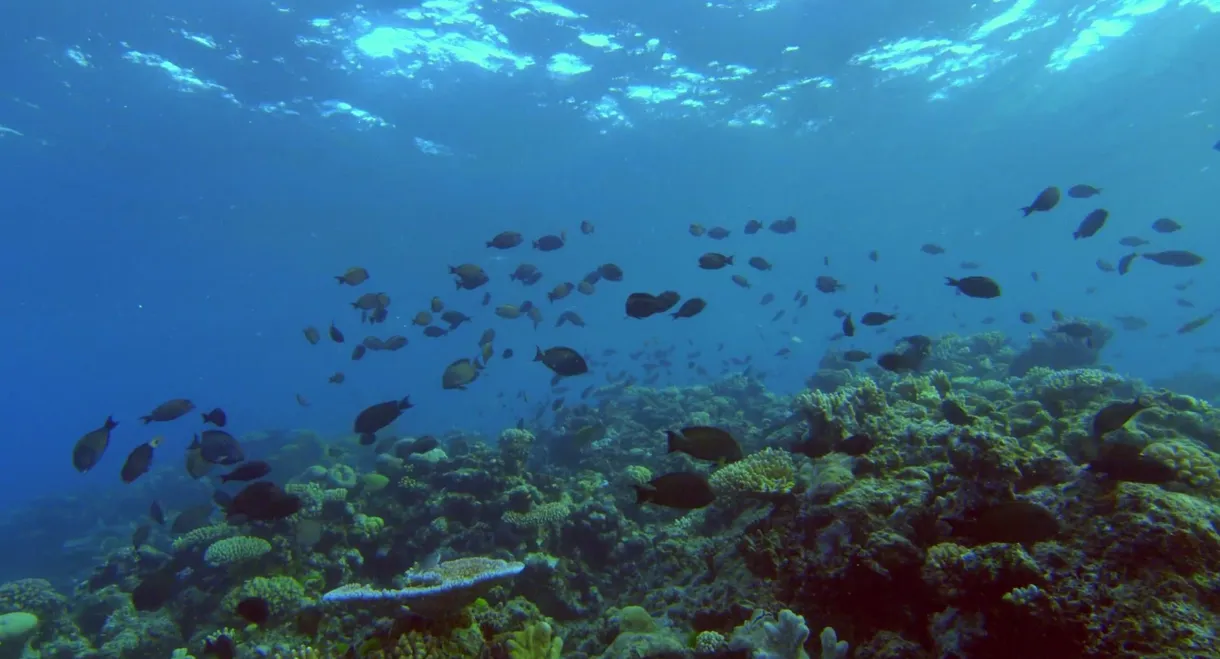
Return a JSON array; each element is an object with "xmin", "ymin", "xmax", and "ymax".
[{"xmin": 1, "ymin": 0, "xmax": 1218, "ymax": 513}]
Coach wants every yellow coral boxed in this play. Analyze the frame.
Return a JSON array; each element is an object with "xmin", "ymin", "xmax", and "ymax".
[
  {"xmin": 1144, "ymin": 440, "xmax": 1220, "ymax": 493},
  {"xmin": 624, "ymin": 465, "xmax": 653, "ymax": 485},
  {"xmin": 708, "ymin": 448, "xmax": 795, "ymax": 496},
  {"xmin": 503, "ymin": 500, "xmax": 570, "ymax": 527},
  {"xmin": 506, "ymin": 621, "xmax": 562, "ymax": 659}
]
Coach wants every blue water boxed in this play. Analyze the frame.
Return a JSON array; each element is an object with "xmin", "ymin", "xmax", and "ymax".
[{"xmin": 1, "ymin": 0, "xmax": 1218, "ymax": 517}]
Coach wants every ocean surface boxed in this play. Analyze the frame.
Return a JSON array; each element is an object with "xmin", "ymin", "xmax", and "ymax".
[{"xmin": 1, "ymin": 0, "xmax": 1218, "ymax": 514}]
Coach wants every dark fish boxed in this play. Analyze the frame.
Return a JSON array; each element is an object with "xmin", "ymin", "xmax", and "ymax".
[
  {"xmin": 184, "ymin": 437, "xmax": 214, "ymax": 479},
  {"xmin": 132, "ymin": 524, "xmax": 151, "ymax": 549},
  {"xmin": 580, "ymin": 220, "xmax": 595, "ymax": 234},
  {"xmin": 949, "ymin": 501, "xmax": 1059, "ymax": 544},
  {"xmin": 383, "ymin": 336, "xmax": 407, "ymax": 351},
  {"xmin": 1143, "ymin": 250, "xmax": 1203, "ymax": 267},
  {"xmin": 1019, "ymin": 311, "xmax": 1036, "ymax": 324},
  {"xmin": 335, "ymin": 267, "xmax": 369, "ymax": 286},
  {"xmin": 1092, "ymin": 397, "xmax": 1150, "ymax": 439},
  {"xmin": 842, "ymin": 350, "xmax": 870, "ymax": 362},
  {"xmin": 236, "ymin": 597, "xmax": 271, "ymax": 625},
  {"xmin": 946, "ymin": 276, "xmax": 1001, "ymax": 299},
  {"xmin": 1095, "ymin": 259, "xmax": 1115, "ymax": 273},
  {"xmin": 1118, "ymin": 253, "xmax": 1137, "ymax": 275},
  {"xmin": 399, "ymin": 436, "xmax": 440, "ymax": 456},
  {"xmin": 202, "ymin": 407, "xmax": 227, "ymax": 427},
  {"xmin": 668, "ymin": 297, "xmax": 707, "ymax": 317},
  {"xmin": 1151, "ymin": 217, "xmax": 1182, "ymax": 234},
  {"xmin": 423, "ymin": 326, "xmax": 448, "ymax": 338},
  {"xmin": 859, "ymin": 312, "xmax": 897, "ymax": 326},
  {"xmin": 941, "ymin": 399, "xmax": 974, "ymax": 425},
  {"xmin": 689, "ymin": 223, "xmax": 706, "ymax": 237},
  {"xmin": 1119, "ymin": 236, "xmax": 1149, "ymax": 247},
  {"xmin": 199, "ymin": 430, "xmax": 245, "ymax": 465},
  {"xmin": 769, "ymin": 216, "xmax": 797, "ymax": 234},
  {"xmin": 509, "ymin": 263, "xmax": 540, "ymax": 282},
  {"xmin": 351, "ymin": 345, "xmax": 366, "ymax": 360},
  {"xmin": 205, "ymin": 634, "xmax": 236, "ymax": 659},
  {"xmin": 533, "ymin": 232, "xmax": 566, "ymax": 251},
  {"xmin": 698, "ymin": 253, "xmax": 733, "ymax": 269},
  {"xmin": 170, "ymin": 504, "xmax": 214, "ymax": 533},
  {"xmin": 140, "ymin": 399, "xmax": 194, "ymax": 424},
  {"xmin": 547, "ymin": 282, "xmax": 574, "ymax": 302},
  {"xmin": 920, "ymin": 243, "xmax": 945, "ymax": 255},
  {"xmin": 73, "ymin": 415, "xmax": 118, "ymax": 473},
  {"xmin": 121, "ymin": 442, "xmax": 155, "ymax": 484},
  {"xmin": 227, "ymin": 481, "xmax": 302, "ymax": 522},
  {"xmin": 351, "ymin": 292, "xmax": 388, "ymax": 311},
  {"xmin": 487, "ymin": 231, "xmax": 524, "ymax": 249},
  {"xmin": 503, "ymin": 348, "xmax": 514, "ymax": 359},
  {"xmin": 842, "ymin": 313, "xmax": 855, "ymax": 337},
  {"xmin": 1021, "ymin": 186, "xmax": 1060, "ymax": 216},
  {"xmin": 759, "ymin": 293, "xmax": 774, "ymax": 306},
  {"xmin": 303, "ymin": 327, "xmax": 320, "ymax": 345},
  {"xmin": 626, "ymin": 292, "xmax": 667, "ymax": 319},
  {"xmin": 482, "ymin": 292, "xmax": 491, "ymax": 306},
  {"xmin": 834, "ymin": 434, "xmax": 875, "ymax": 456},
  {"xmin": 534, "ymin": 346, "xmax": 588, "ymax": 376},
  {"xmin": 815, "ymin": 276, "xmax": 842, "ymax": 293},
  {"xmin": 1053, "ymin": 322, "xmax": 1093, "ymax": 338},
  {"xmin": 666, "ymin": 426, "xmax": 743, "ymax": 462},
  {"xmin": 213, "ymin": 489, "xmax": 233, "ymax": 509},
  {"xmin": 131, "ymin": 569, "xmax": 178, "ymax": 612},
  {"xmin": 744, "ymin": 219, "xmax": 762, "ymax": 234},
  {"xmin": 328, "ymin": 323, "xmax": 344, "ymax": 343},
  {"xmin": 1178, "ymin": 312, "xmax": 1215, "ymax": 335},
  {"xmin": 149, "ymin": 501, "xmax": 165, "ymax": 525},
  {"xmin": 354, "ymin": 396, "xmax": 413, "ymax": 444},
  {"xmin": 634, "ymin": 472, "xmax": 715, "ymax": 509},
  {"xmin": 731, "ymin": 274, "xmax": 750, "ymax": 288},
  {"xmin": 598, "ymin": 263, "xmax": 624, "ymax": 281},
  {"xmin": 294, "ymin": 394, "xmax": 309, "ymax": 408},
  {"xmin": 220, "ymin": 460, "xmax": 271, "ymax": 483},
  {"xmin": 1067, "ymin": 184, "xmax": 1102, "ymax": 198},
  {"xmin": 959, "ymin": 261, "xmax": 981, "ymax": 270},
  {"xmin": 1087, "ymin": 441, "xmax": 1176, "ymax": 484},
  {"xmin": 451, "ymin": 264, "xmax": 490, "ymax": 289},
  {"xmin": 1073, "ymin": 209, "xmax": 1108, "ymax": 239},
  {"xmin": 328, "ymin": 372, "xmax": 345, "ymax": 384},
  {"xmin": 748, "ymin": 256, "xmax": 772, "ymax": 271},
  {"xmin": 868, "ymin": 250, "xmax": 878, "ymax": 262},
  {"xmin": 707, "ymin": 226, "xmax": 731, "ymax": 239}
]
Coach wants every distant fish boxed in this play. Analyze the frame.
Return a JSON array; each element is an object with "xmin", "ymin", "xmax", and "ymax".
[
  {"xmin": 226, "ymin": 481, "xmax": 302, "ymax": 522},
  {"xmin": 859, "ymin": 312, "xmax": 897, "ymax": 326},
  {"xmin": 1091, "ymin": 396, "xmax": 1151, "ymax": 439},
  {"xmin": 698, "ymin": 253, "xmax": 733, "ymax": 270},
  {"xmin": 353, "ymin": 396, "xmax": 414, "ymax": 445},
  {"xmin": 201, "ymin": 407, "xmax": 227, "ymax": 427},
  {"xmin": 1087, "ymin": 441, "xmax": 1175, "ymax": 484},
  {"xmin": 199, "ymin": 430, "xmax": 245, "ymax": 465},
  {"xmin": 486, "ymin": 231, "xmax": 523, "ymax": 249},
  {"xmin": 748, "ymin": 256, "xmax": 772, "ymax": 271},
  {"xmin": 1151, "ymin": 217, "xmax": 1182, "ymax": 234},
  {"xmin": 328, "ymin": 323, "xmax": 344, "ymax": 343},
  {"xmin": 302, "ymin": 326, "xmax": 320, "ymax": 345},
  {"xmin": 1020, "ymin": 186, "xmax": 1060, "ymax": 216},
  {"xmin": 580, "ymin": 220, "xmax": 595, "ymax": 234},
  {"xmin": 236, "ymin": 597, "xmax": 271, "ymax": 626},
  {"xmin": 941, "ymin": 399, "xmax": 974, "ymax": 425},
  {"xmin": 634, "ymin": 472, "xmax": 715, "ymax": 509},
  {"xmin": 184, "ymin": 437, "xmax": 214, "ymax": 479},
  {"xmin": 598, "ymin": 263, "xmax": 624, "ymax": 281},
  {"xmin": 1073, "ymin": 209, "xmax": 1108, "ymax": 239},
  {"xmin": 666, "ymin": 426, "xmax": 742, "ymax": 462},
  {"xmin": 121, "ymin": 437, "xmax": 161, "ymax": 484},
  {"xmin": 768, "ymin": 216, "xmax": 797, "ymax": 234},
  {"xmin": 842, "ymin": 313, "xmax": 855, "ymax": 337},
  {"xmin": 328, "ymin": 372, "xmax": 345, "ymax": 384},
  {"xmin": 707, "ymin": 226, "xmax": 731, "ymax": 240},
  {"xmin": 140, "ymin": 399, "xmax": 194, "ymax": 424},
  {"xmin": 1067, "ymin": 184, "xmax": 1102, "ymax": 198},
  {"xmin": 335, "ymin": 267, "xmax": 369, "ymax": 286},
  {"xmin": 744, "ymin": 219, "xmax": 762, "ymax": 234},
  {"xmin": 149, "ymin": 501, "xmax": 165, "ymax": 525},
  {"xmin": 533, "ymin": 232, "xmax": 566, "ymax": 251},
  {"xmin": 220, "ymin": 460, "xmax": 271, "ymax": 483},
  {"xmin": 534, "ymin": 346, "xmax": 588, "ymax": 377},
  {"xmin": 920, "ymin": 243, "xmax": 945, "ymax": 255},
  {"xmin": 1142, "ymin": 250, "xmax": 1204, "ymax": 267},
  {"xmin": 945, "ymin": 276, "xmax": 1001, "ymax": 299}
]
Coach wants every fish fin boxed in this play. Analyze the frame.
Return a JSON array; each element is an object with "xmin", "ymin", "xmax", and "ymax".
[
  {"xmin": 665, "ymin": 430, "xmax": 684, "ymax": 454},
  {"xmin": 632, "ymin": 485, "xmax": 653, "ymax": 504},
  {"xmin": 105, "ymin": 415, "xmax": 118, "ymax": 430}
]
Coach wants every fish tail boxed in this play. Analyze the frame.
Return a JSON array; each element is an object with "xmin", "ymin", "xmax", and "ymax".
[
  {"xmin": 534, "ymin": 347, "xmax": 544, "ymax": 362},
  {"xmin": 335, "ymin": 276, "xmax": 345, "ymax": 284},
  {"xmin": 665, "ymin": 430, "xmax": 684, "ymax": 454},
  {"xmin": 726, "ymin": 256, "xmax": 734, "ymax": 265},
  {"xmin": 944, "ymin": 277, "xmax": 958, "ymax": 287},
  {"xmin": 632, "ymin": 485, "xmax": 652, "ymax": 505},
  {"xmin": 398, "ymin": 395, "xmax": 413, "ymax": 410},
  {"xmin": 201, "ymin": 413, "xmax": 210, "ymax": 424},
  {"xmin": 1020, "ymin": 206, "xmax": 1033, "ymax": 216}
]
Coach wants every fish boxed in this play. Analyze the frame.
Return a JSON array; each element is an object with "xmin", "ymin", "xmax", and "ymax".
[
  {"xmin": 131, "ymin": 569, "xmax": 178, "ymax": 612},
  {"xmin": 698, "ymin": 253, "xmax": 733, "ymax": 269},
  {"xmin": 204, "ymin": 634, "xmax": 236, "ymax": 659},
  {"xmin": 1091, "ymin": 396, "xmax": 1151, "ymax": 439},
  {"xmin": 1020, "ymin": 186, "xmax": 1060, "ymax": 216},
  {"xmin": 73, "ymin": 415, "xmax": 118, "ymax": 473},
  {"xmin": 945, "ymin": 276, "xmax": 1001, "ymax": 299},
  {"xmin": 626, "ymin": 292, "xmax": 677, "ymax": 319},
  {"xmin": 815, "ymin": 276, "xmax": 843, "ymax": 293},
  {"xmin": 227, "ymin": 481, "xmax": 302, "ymax": 522},
  {"xmin": 184, "ymin": 438, "xmax": 214, "ymax": 479},
  {"xmin": 534, "ymin": 346, "xmax": 589, "ymax": 377},
  {"xmin": 1019, "ymin": 311, "xmax": 1036, "ymax": 324},
  {"xmin": 859, "ymin": 312, "xmax": 897, "ymax": 326},
  {"xmin": 303, "ymin": 327, "xmax": 320, "ymax": 345},
  {"xmin": 747, "ymin": 256, "xmax": 772, "ymax": 271},
  {"xmin": 354, "ymin": 396, "xmax": 414, "ymax": 444},
  {"xmin": 1117, "ymin": 252, "xmax": 1137, "ymax": 275},
  {"xmin": 759, "ymin": 293, "xmax": 774, "ymax": 306},
  {"xmin": 328, "ymin": 372, "xmax": 345, "ymax": 384},
  {"xmin": 443, "ymin": 359, "xmax": 480, "ymax": 390},
  {"xmin": 140, "ymin": 399, "xmax": 194, "ymax": 424},
  {"xmin": 744, "ymin": 219, "xmax": 762, "ymax": 234},
  {"xmin": 941, "ymin": 399, "xmax": 974, "ymax": 425},
  {"xmin": 412, "ymin": 311, "xmax": 433, "ymax": 326},
  {"xmin": 533, "ymin": 232, "xmax": 566, "ymax": 251},
  {"xmin": 199, "ymin": 430, "xmax": 245, "ymax": 465},
  {"xmin": 220, "ymin": 460, "xmax": 272, "ymax": 483},
  {"xmin": 948, "ymin": 501, "xmax": 1059, "ymax": 544},
  {"xmin": 335, "ymin": 267, "xmax": 369, "ymax": 285},
  {"xmin": 1073, "ymin": 209, "xmax": 1108, "ymax": 239},
  {"xmin": 121, "ymin": 441, "xmax": 156, "ymax": 483},
  {"xmin": 487, "ymin": 231, "xmax": 524, "ymax": 249},
  {"xmin": 1143, "ymin": 250, "xmax": 1204, "ymax": 267},
  {"xmin": 502, "ymin": 348, "xmax": 514, "ymax": 359},
  {"xmin": 842, "ymin": 350, "xmax": 870, "ymax": 362},
  {"xmin": 201, "ymin": 407, "xmax": 227, "ymax": 427},
  {"xmin": 351, "ymin": 345, "xmax": 366, "ymax": 360},
  {"xmin": 1151, "ymin": 218, "xmax": 1182, "ymax": 234},
  {"xmin": 731, "ymin": 274, "xmax": 751, "ymax": 289},
  {"xmin": 1052, "ymin": 322, "xmax": 1093, "ymax": 339},
  {"xmin": 451, "ymin": 264, "xmax": 491, "ymax": 290},
  {"xmin": 634, "ymin": 472, "xmax": 716, "ymax": 509},
  {"xmin": 835, "ymin": 434, "xmax": 875, "ymax": 456},
  {"xmin": 1178, "ymin": 312, "xmax": 1215, "ymax": 335},
  {"xmin": 1119, "ymin": 236, "xmax": 1149, "ymax": 247},
  {"xmin": 707, "ymin": 227, "xmax": 731, "ymax": 239},
  {"xmin": 842, "ymin": 314, "xmax": 855, "ymax": 337},
  {"xmin": 580, "ymin": 220, "xmax": 595, "ymax": 234},
  {"xmin": 132, "ymin": 524, "xmax": 151, "ymax": 549},
  {"xmin": 149, "ymin": 501, "xmax": 165, "ymax": 525},
  {"xmin": 666, "ymin": 426, "xmax": 743, "ymax": 462},
  {"xmin": 328, "ymin": 323, "xmax": 344, "ymax": 343},
  {"xmin": 236, "ymin": 597, "xmax": 271, "ymax": 625},
  {"xmin": 769, "ymin": 216, "xmax": 797, "ymax": 234},
  {"xmin": 1096, "ymin": 259, "xmax": 1115, "ymax": 273},
  {"xmin": 598, "ymin": 263, "xmax": 624, "ymax": 281},
  {"xmin": 671, "ymin": 298, "xmax": 707, "ymax": 319},
  {"xmin": 482, "ymin": 292, "xmax": 491, "ymax": 306},
  {"xmin": 556, "ymin": 310, "xmax": 586, "ymax": 328},
  {"xmin": 689, "ymin": 223, "xmax": 706, "ymax": 237},
  {"xmin": 423, "ymin": 326, "xmax": 448, "ymax": 338},
  {"xmin": 547, "ymin": 282, "xmax": 574, "ymax": 302},
  {"xmin": 920, "ymin": 243, "xmax": 945, "ymax": 255},
  {"xmin": 577, "ymin": 281, "xmax": 595, "ymax": 295},
  {"xmin": 1087, "ymin": 441, "xmax": 1176, "ymax": 484},
  {"xmin": 510, "ymin": 264, "xmax": 540, "ymax": 282},
  {"xmin": 1067, "ymin": 184, "xmax": 1102, "ymax": 198}
]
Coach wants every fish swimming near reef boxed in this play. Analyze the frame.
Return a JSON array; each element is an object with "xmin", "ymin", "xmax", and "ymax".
[
  {"xmin": 666, "ymin": 426, "xmax": 743, "ymax": 463},
  {"xmin": 634, "ymin": 472, "xmax": 716, "ymax": 509}
]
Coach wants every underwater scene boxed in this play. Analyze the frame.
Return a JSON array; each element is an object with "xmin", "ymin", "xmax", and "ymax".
[{"xmin": 3, "ymin": 0, "xmax": 1220, "ymax": 658}]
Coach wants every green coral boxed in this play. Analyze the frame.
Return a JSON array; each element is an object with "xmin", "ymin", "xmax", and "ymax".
[
  {"xmin": 709, "ymin": 448, "xmax": 795, "ymax": 496},
  {"xmin": 203, "ymin": 536, "xmax": 271, "ymax": 566},
  {"xmin": 506, "ymin": 621, "xmax": 562, "ymax": 659}
]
